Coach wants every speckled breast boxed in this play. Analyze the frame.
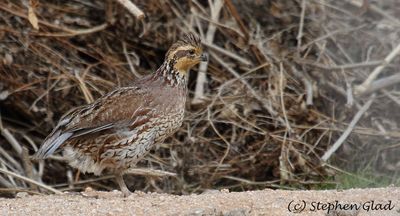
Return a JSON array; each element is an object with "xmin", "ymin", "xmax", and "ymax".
[{"xmin": 111, "ymin": 92, "xmax": 187, "ymax": 170}]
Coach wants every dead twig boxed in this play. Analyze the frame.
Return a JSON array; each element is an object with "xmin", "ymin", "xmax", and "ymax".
[
  {"xmin": 203, "ymin": 42, "xmax": 251, "ymax": 66},
  {"xmin": 115, "ymin": 0, "xmax": 145, "ymax": 20},
  {"xmin": 295, "ymin": 59, "xmax": 383, "ymax": 71},
  {"xmin": 192, "ymin": 0, "xmax": 224, "ymax": 104},
  {"xmin": 359, "ymin": 73, "xmax": 400, "ymax": 95},
  {"xmin": 279, "ymin": 63, "xmax": 292, "ymax": 133},
  {"xmin": 290, "ymin": 65, "xmax": 313, "ymax": 105},
  {"xmin": 0, "ymin": 127, "xmax": 22, "ymax": 155},
  {"xmin": 22, "ymin": 147, "xmax": 38, "ymax": 191},
  {"xmin": 355, "ymin": 43, "xmax": 400, "ymax": 94},
  {"xmin": 125, "ymin": 168, "xmax": 177, "ymax": 177},
  {"xmin": 322, "ymin": 97, "xmax": 374, "ymax": 161},
  {"xmin": 0, "ymin": 167, "xmax": 63, "ymax": 194},
  {"xmin": 297, "ymin": 0, "xmax": 306, "ymax": 51},
  {"xmin": 75, "ymin": 71, "xmax": 94, "ymax": 104},
  {"xmin": 33, "ymin": 24, "xmax": 108, "ymax": 37}
]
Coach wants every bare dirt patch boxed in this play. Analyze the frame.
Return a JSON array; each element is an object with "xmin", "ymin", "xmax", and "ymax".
[{"xmin": 1, "ymin": 187, "xmax": 399, "ymax": 216}]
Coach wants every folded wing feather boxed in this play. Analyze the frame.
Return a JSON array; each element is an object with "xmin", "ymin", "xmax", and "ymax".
[{"xmin": 33, "ymin": 86, "xmax": 149, "ymax": 159}]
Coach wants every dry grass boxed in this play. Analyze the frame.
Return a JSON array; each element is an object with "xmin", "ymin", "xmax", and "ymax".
[{"xmin": 0, "ymin": 0, "xmax": 399, "ymax": 196}]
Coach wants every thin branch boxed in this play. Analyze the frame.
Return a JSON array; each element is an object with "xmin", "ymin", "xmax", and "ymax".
[
  {"xmin": 0, "ymin": 146, "xmax": 23, "ymax": 171},
  {"xmin": 33, "ymin": 24, "xmax": 108, "ymax": 37},
  {"xmin": 0, "ymin": 128, "xmax": 22, "ymax": 155},
  {"xmin": 297, "ymin": 0, "xmax": 306, "ymax": 51},
  {"xmin": 360, "ymin": 73, "xmax": 400, "ymax": 95},
  {"xmin": 0, "ymin": 167, "xmax": 63, "ymax": 194},
  {"xmin": 75, "ymin": 71, "xmax": 94, "ymax": 104},
  {"xmin": 345, "ymin": 77, "xmax": 354, "ymax": 107},
  {"xmin": 383, "ymin": 90, "xmax": 400, "ymax": 107},
  {"xmin": 290, "ymin": 65, "xmax": 313, "ymax": 105},
  {"xmin": 355, "ymin": 42, "xmax": 400, "ymax": 94},
  {"xmin": 279, "ymin": 63, "xmax": 292, "ymax": 133},
  {"xmin": 224, "ymin": 0, "xmax": 249, "ymax": 39},
  {"xmin": 125, "ymin": 168, "xmax": 177, "ymax": 177},
  {"xmin": 203, "ymin": 41, "xmax": 251, "ymax": 66},
  {"xmin": 322, "ymin": 97, "xmax": 374, "ymax": 161},
  {"xmin": 192, "ymin": 0, "xmax": 224, "ymax": 104}
]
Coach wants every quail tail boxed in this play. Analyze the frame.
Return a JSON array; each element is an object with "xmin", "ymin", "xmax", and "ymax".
[{"xmin": 33, "ymin": 130, "xmax": 73, "ymax": 159}]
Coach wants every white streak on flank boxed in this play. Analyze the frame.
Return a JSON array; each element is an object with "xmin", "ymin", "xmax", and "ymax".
[{"xmin": 130, "ymin": 105, "xmax": 143, "ymax": 119}]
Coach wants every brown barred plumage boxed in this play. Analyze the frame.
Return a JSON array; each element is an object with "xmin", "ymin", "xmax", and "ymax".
[{"xmin": 33, "ymin": 33, "xmax": 206, "ymax": 196}]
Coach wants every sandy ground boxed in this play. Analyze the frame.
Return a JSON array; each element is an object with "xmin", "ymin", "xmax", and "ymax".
[{"xmin": 0, "ymin": 187, "xmax": 399, "ymax": 216}]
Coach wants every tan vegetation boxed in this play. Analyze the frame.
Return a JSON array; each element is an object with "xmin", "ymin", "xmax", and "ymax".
[{"xmin": 0, "ymin": 0, "xmax": 399, "ymax": 197}]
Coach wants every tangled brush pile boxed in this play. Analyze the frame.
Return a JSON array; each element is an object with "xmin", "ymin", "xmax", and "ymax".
[{"xmin": 1, "ymin": 0, "xmax": 399, "ymax": 195}]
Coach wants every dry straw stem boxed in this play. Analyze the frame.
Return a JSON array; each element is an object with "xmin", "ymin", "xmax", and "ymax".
[
  {"xmin": 355, "ymin": 43, "xmax": 400, "ymax": 94},
  {"xmin": 0, "ymin": 115, "xmax": 22, "ymax": 155},
  {"xmin": 115, "ymin": 0, "xmax": 145, "ymax": 20},
  {"xmin": 0, "ymin": 168, "xmax": 62, "ymax": 194},
  {"xmin": 296, "ymin": 0, "xmax": 307, "ymax": 51},
  {"xmin": 27, "ymin": 0, "xmax": 39, "ymax": 30},
  {"xmin": 321, "ymin": 97, "xmax": 374, "ymax": 161},
  {"xmin": 75, "ymin": 72, "xmax": 94, "ymax": 104},
  {"xmin": 0, "ymin": 146, "xmax": 23, "ymax": 172},
  {"xmin": 35, "ymin": 24, "xmax": 108, "ymax": 37},
  {"xmin": 125, "ymin": 168, "xmax": 177, "ymax": 177},
  {"xmin": 279, "ymin": 63, "xmax": 292, "ymax": 133},
  {"xmin": 289, "ymin": 65, "xmax": 313, "ymax": 105},
  {"xmin": 0, "ymin": 128, "xmax": 22, "ymax": 155}
]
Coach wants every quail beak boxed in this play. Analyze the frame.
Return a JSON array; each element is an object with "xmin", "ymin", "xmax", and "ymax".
[{"xmin": 200, "ymin": 53, "xmax": 208, "ymax": 62}]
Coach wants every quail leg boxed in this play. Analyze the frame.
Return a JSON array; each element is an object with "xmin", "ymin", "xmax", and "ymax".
[{"xmin": 115, "ymin": 173, "xmax": 131, "ymax": 197}]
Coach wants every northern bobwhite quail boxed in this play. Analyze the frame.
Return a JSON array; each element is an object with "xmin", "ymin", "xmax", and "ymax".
[{"xmin": 33, "ymin": 33, "xmax": 206, "ymax": 196}]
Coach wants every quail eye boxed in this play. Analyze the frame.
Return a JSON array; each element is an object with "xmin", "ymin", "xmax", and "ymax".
[{"xmin": 189, "ymin": 49, "xmax": 195, "ymax": 55}]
